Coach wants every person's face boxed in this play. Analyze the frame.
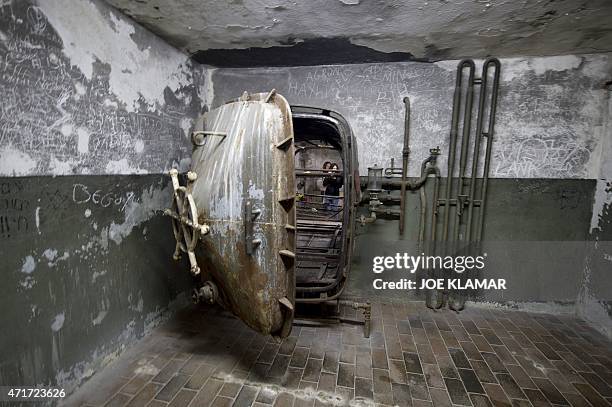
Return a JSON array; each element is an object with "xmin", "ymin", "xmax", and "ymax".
[{"xmin": 331, "ymin": 164, "xmax": 338, "ymax": 171}]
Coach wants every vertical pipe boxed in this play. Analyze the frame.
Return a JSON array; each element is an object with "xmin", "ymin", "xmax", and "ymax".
[
  {"xmin": 466, "ymin": 58, "xmax": 499, "ymax": 241},
  {"xmin": 445, "ymin": 60, "xmax": 475, "ymax": 312},
  {"xmin": 476, "ymin": 59, "xmax": 501, "ymax": 242},
  {"xmin": 399, "ymin": 97, "xmax": 410, "ymax": 235},
  {"xmin": 442, "ymin": 60, "xmax": 472, "ymax": 241},
  {"xmin": 452, "ymin": 61, "xmax": 476, "ymax": 243},
  {"xmin": 465, "ymin": 73, "xmax": 487, "ymax": 242},
  {"xmin": 418, "ymin": 187, "xmax": 427, "ymax": 253},
  {"xmin": 430, "ymin": 168, "xmax": 440, "ymax": 248}
]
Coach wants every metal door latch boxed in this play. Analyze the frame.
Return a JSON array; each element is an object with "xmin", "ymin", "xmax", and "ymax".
[{"xmin": 245, "ymin": 200, "xmax": 262, "ymax": 255}]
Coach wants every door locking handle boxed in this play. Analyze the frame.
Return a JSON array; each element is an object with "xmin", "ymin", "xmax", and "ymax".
[{"xmin": 245, "ymin": 200, "xmax": 262, "ymax": 255}]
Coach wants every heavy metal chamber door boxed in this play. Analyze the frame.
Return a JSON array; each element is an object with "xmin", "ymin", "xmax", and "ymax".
[{"xmin": 172, "ymin": 91, "xmax": 296, "ymax": 338}]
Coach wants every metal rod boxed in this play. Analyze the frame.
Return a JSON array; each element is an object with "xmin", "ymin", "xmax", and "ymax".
[
  {"xmin": 296, "ymin": 168, "xmax": 342, "ymax": 173},
  {"xmin": 418, "ymin": 187, "xmax": 427, "ymax": 252},
  {"xmin": 299, "ymin": 193, "xmax": 345, "ymax": 199},
  {"xmin": 465, "ymin": 58, "xmax": 499, "ymax": 241},
  {"xmin": 296, "ymin": 169, "xmax": 342, "ymax": 177},
  {"xmin": 452, "ymin": 60, "xmax": 476, "ymax": 243},
  {"xmin": 476, "ymin": 58, "xmax": 501, "ymax": 242},
  {"xmin": 430, "ymin": 166, "xmax": 441, "ymax": 248},
  {"xmin": 442, "ymin": 60, "xmax": 475, "ymax": 241},
  {"xmin": 399, "ymin": 97, "xmax": 410, "ymax": 235}
]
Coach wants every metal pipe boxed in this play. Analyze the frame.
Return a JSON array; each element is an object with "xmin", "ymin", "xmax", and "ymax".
[
  {"xmin": 418, "ymin": 187, "xmax": 427, "ymax": 253},
  {"xmin": 399, "ymin": 97, "xmax": 410, "ymax": 235},
  {"xmin": 452, "ymin": 60, "xmax": 476, "ymax": 243},
  {"xmin": 296, "ymin": 169, "xmax": 342, "ymax": 177},
  {"xmin": 296, "ymin": 168, "xmax": 342, "ymax": 173},
  {"xmin": 442, "ymin": 60, "xmax": 475, "ymax": 241},
  {"xmin": 466, "ymin": 58, "xmax": 499, "ymax": 241},
  {"xmin": 432, "ymin": 59, "xmax": 474, "ymax": 311},
  {"xmin": 430, "ymin": 166, "xmax": 441, "ymax": 248},
  {"xmin": 295, "ymin": 273, "xmax": 348, "ymax": 302},
  {"xmin": 476, "ymin": 58, "xmax": 501, "ymax": 242},
  {"xmin": 409, "ymin": 156, "xmax": 437, "ymax": 189},
  {"xmin": 385, "ymin": 158, "xmax": 403, "ymax": 176}
]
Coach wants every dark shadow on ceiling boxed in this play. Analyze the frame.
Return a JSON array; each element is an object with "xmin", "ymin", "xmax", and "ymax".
[{"xmin": 191, "ymin": 37, "xmax": 424, "ymax": 67}]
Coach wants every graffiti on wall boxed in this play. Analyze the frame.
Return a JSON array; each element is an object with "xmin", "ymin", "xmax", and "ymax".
[
  {"xmin": 213, "ymin": 56, "xmax": 609, "ymax": 179},
  {"xmin": 0, "ymin": 1, "xmax": 202, "ymax": 176}
]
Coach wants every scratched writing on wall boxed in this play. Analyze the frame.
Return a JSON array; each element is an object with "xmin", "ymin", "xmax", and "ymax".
[
  {"xmin": 0, "ymin": 180, "xmax": 31, "ymax": 238},
  {"xmin": 0, "ymin": 2, "xmax": 195, "ymax": 175}
]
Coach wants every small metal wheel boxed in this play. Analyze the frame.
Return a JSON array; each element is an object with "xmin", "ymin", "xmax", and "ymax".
[{"xmin": 169, "ymin": 186, "xmax": 201, "ymax": 253}]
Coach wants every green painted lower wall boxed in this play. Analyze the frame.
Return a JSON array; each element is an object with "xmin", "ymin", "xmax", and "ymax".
[
  {"xmin": 346, "ymin": 178, "xmax": 597, "ymax": 304},
  {"xmin": 0, "ymin": 175, "xmax": 603, "ymax": 391},
  {"xmin": 0, "ymin": 175, "xmax": 191, "ymax": 391}
]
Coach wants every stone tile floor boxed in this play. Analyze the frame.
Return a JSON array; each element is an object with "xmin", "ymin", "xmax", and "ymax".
[{"xmin": 64, "ymin": 301, "xmax": 612, "ymax": 407}]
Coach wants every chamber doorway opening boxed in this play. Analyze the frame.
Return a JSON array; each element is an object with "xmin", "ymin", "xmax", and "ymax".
[{"xmin": 293, "ymin": 114, "xmax": 348, "ymax": 302}]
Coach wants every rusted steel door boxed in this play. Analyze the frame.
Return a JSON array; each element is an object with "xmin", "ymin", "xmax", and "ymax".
[{"xmin": 188, "ymin": 91, "xmax": 296, "ymax": 338}]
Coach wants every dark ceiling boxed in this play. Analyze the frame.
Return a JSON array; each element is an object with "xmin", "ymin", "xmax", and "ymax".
[{"xmin": 105, "ymin": 0, "xmax": 612, "ymax": 67}]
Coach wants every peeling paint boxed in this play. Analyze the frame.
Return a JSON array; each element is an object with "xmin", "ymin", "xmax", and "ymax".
[
  {"xmin": 108, "ymin": 183, "xmax": 168, "ymax": 245},
  {"xmin": 37, "ymin": 0, "xmax": 194, "ymax": 112},
  {"xmin": 578, "ymin": 79, "xmax": 612, "ymax": 339},
  {"xmin": 133, "ymin": 140, "xmax": 144, "ymax": 154},
  {"xmin": 500, "ymin": 55, "xmax": 583, "ymax": 81},
  {"xmin": 35, "ymin": 206, "xmax": 41, "ymax": 234},
  {"xmin": 20, "ymin": 276, "xmax": 35, "ymax": 290},
  {"xmin": 21, "ymin": 255, "xmax": 36, "ymax": 274},
  {"xmin": 1, "ymin": 1, "xmax": 197, "ymax": 391},
  {"xmin": 105, "ymin": 159, "xmax": 148, "ymax": 175},
  {"xmin": 51, "ymin": 312, "xmax": 65, "ymax": 332},
  {"xmin": 77, "ymin": 128, "xmax": 90, "ymax": 154},
  {"xmin": 45, "ymin": 251, "xmax": 69, "ymax": 268},
  {"xmin": 92, "ymin": 310, "xmax": 108, "ymax": 326},
  {"xmin": 0, "ymin": 146, "xmax": 37, "ymax": 176},
  {"xmin": 91, "ymin": 270, "xmax": 107, "ymax": 282},
  {"xmin": 43, "ymin": 248, "xmax": 58, "ymax": 262},
  {"xmin": 49, "ymin": 156, "xmax": 78, "ymax": 175},
  {"xmin": 590, "ymin": 179, "xmax": 612, "ymax": 232},
  {"xmin": 211, "ymin": 54, "xmax": 612, "ymax": 178},
  {"xmin": 0, "ymin": 0, "xmax": 203, "ymax": 177}
]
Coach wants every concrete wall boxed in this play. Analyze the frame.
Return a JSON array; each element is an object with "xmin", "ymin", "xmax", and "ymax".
[
  {"xmin": 579, "ymin": 85, "xmax": 612, "ymax": 338},
  {"xmin": 210, "ymin": 55, "xmax": 612, "ymax": 179},
  {"xmin": 208, "ymin": 55, "xmax": 611, "ymax": 316},
  {"xmin": 0, "ymin": 0, "xmax": 204, "ymax": 392}
]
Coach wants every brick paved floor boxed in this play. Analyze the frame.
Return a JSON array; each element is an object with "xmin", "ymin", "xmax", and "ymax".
[{"xmin": 64, "ymin": 302, "xmax": 612, "ymax": 407}]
